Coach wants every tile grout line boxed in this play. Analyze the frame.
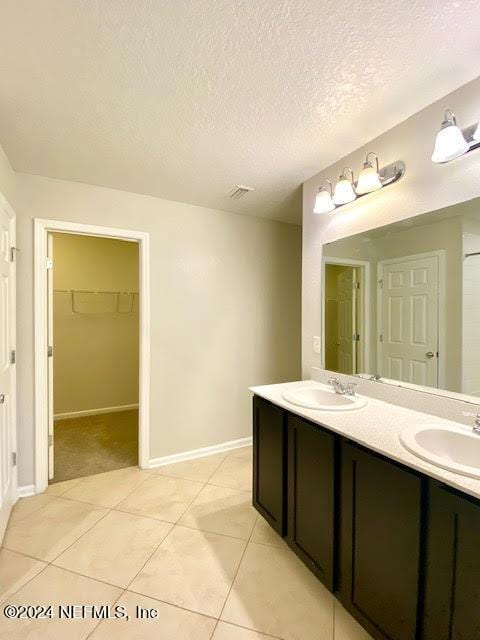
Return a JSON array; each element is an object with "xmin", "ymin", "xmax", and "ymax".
[
  {"xmin": 84, "ymin": 587, "xmax": 127, "ymax": 640},
  {"xmin": 208, "ymin": 512, "xmax": 258, "ymax": 639},
  {"xmin": 2, "ymin": 450, "xmax": 256, "ymax": 630},
  {"xmin": 120, "ymin": 476, "xmax": 212, "ymax": 595}
]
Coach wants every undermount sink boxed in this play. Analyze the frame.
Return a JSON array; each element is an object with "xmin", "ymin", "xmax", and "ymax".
[
  {"xmin": 400, "ymin": 424, "xmax": 480, "ymax": 479},
  {"xmin": 281, "ymin": 385, "xmax": 367, "ymax": 411}
]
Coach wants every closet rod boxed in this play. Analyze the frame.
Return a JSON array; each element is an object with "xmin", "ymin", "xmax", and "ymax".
[{"xmin": 53, "ymin": 289, "xmax": 139, "ymax": 295}]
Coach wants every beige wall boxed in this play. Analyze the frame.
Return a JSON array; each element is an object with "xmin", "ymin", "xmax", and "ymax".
[
  {"xmin": 14, "ymin": 173, "xmax": 302, "ymax": 485},
  {"xmin": 52, "ymin": 233, "xmax": 139, "ymax": 415},
  {"xmin": 303, "ymin": 75, "xmax": 480, "ymax": 384},
  {"xmin": 0, "ymin": 143, "xmax": 15, "ymax": 207}
]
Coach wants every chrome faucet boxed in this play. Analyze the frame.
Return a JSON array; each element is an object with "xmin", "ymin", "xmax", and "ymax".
[
  {"xmin": 328, "ymin": 377, "xmax": 358, "ymax": 396},
  {"xmin": 462, "ymin": 411, "xmax": 480, "ymax": 435}
]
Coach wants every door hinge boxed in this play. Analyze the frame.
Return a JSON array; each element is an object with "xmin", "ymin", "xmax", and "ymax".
[
  {"xmin": 46, "ymin": 257, "xmax": 53, "ymax": 270},
  {"xmin": 49, "ymin": 434, "xmax": 53, "ymax": 447},
  {"xmin": 10, "ymin": 350, "xmax": 16, "ymax": 365},
  {"xmin": 10, "ymin": 247, "xmax": 19, "ymax": 262},
  {"xmin": 352, "ymin": 333, "xmax": 360, "ymax": 342},
  {"xmin": 353, "ymin": 281, "xmax": 360, "ymax": 290},
  {"xmin": 379, "ymin": 333, "xmax": 383, "ymax": 343},
  {"xmin": 48, "ymin": 345, "xmax": 53, "ymax": 358},
  {"xmin": 11, "ymin": 452, "xmax": 17, "ymax": 467},
  {"xmin": 378, "ymin": 279, "xmax": 383, "ymax": 289}
]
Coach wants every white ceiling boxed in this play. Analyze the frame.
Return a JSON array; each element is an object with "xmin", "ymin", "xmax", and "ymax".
[{"xmin": 1, "ymin": 1, "xmax": 480, "ymax": 224}]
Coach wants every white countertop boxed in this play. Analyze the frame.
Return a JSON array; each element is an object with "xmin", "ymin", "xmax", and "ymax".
[{"xmin": 250, "ymin": 380, "xmax": 480, "ymax": 501}]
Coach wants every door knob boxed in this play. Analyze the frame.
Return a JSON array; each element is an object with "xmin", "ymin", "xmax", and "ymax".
[
  {"xmin": 0, "ymin": 394, "xmax": 5, "ymax": 404},
  {"xmin": 425, "ymin": 351, "xmax": 435, "ymax": 358}
]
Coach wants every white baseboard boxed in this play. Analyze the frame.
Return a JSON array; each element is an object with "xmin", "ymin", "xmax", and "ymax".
[
  {"xmin": 54, "ymin": 403, "xmax": 139, "ymax": 421},
  {"xmin": 149, "ymin": 436, "xmax": 252, "ymax": 469},
  {"xmin": 17, "ymin": 484, "xmax": 36, "ymax": 498}
]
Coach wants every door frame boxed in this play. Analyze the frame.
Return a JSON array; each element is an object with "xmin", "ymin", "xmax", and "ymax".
[
  {"xmin": 0, "ymin": 192, "xmax": 17, "ymax": 533},
  {"xmin": 34, "ymin": 218, "xmax": 150, "ymax": 493},
  {"xmin": 377, "ymin": 250, "xmax": 446, "ymax": 389},
  {"xmin": 321, "ymin": 256, "xmax": 371, "ymax": 374}
]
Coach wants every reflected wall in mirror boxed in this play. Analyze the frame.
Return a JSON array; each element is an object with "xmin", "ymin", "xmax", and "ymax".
[{"xmin": 322, "ymin": 197, "xmax": 480, "ymax": 396}]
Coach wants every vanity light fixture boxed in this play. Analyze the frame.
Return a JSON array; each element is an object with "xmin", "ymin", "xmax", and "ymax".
[
  {"xmin": 333, "ymin": 168, "xmax": 357, "ymax": 205},
  {"xmin": 312, "ymin": 155, "xmax": 405, "ymax": 214},
  {"xmin": 431, "ymin": 109, "xmax": 480, "ymax": 163},
  {"xmin": 474, "ymin": 121, "xmax": 480, "ymax": 143},
  {"xmin": 356, "ymin": 152, "xmax": 383, "ymax": 195},
  {"xmin": 313, "ymin": 181, "xmax": 335, "ymax": 214},
  {"xmin": 431, "ymin": 110, "xmax": 470, "ymax": 163}
]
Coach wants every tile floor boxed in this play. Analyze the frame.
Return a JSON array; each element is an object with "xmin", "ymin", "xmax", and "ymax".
[{"xmin": 0, "ymin": 446, "xmax": 372, "ymax": 639}]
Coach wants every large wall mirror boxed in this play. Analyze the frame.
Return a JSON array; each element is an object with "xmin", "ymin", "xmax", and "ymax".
[{"xmin": 322, "ymin": 196, "xmax": 480, "ymax": 398}]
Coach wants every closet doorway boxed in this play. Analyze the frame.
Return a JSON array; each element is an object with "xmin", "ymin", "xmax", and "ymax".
[{"xmin": 34, "ymin": 220, "xmax": 150, "ymax": 493}]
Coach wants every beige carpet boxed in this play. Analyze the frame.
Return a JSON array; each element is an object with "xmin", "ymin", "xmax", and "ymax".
[{"xmin": 51, "ymin": 409, "xmax": 138, "ymax": 483}]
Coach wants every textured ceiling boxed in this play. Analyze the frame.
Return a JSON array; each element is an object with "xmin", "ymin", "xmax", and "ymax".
[{"xmin": 1, "ymin": 1, "xmax": 480, "ymax": 224}]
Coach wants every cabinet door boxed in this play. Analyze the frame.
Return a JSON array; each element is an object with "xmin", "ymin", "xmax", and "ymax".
[
  {"xmin": 423, "ymin": 481, "xmax": 480, "ymax": 640},
  {"xmin": 339, "ymin": 441, "xmax": 423, "ymax": 640},
  {"xmin": 252, "ymin": 396, "xmax": 286, "ymax": 534},
  {"xmin": 287, "ymin": 414, "xmax": 335, "ymax": 589}
]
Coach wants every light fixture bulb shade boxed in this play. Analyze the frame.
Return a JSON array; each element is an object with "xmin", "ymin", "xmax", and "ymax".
[
  {"xmin": 473, "ymin": 122, "xmax": 480, "ymax": 142},
  {"xmin": 431, "ymin": 124, "xmax": 469, "ymax": 163},
  {"xmin": 356, "ymin": 165, "xmax": 382, "ymax": 195},
  {"xmin": 313, "ymin": 189, "xmax": 335, "ymax": 214},
  {"xmin": 333, "ymin": 178, "xmax": 356, "ymax": 205}
]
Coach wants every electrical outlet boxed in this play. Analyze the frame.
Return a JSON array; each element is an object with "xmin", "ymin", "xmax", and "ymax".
[{"xmin": 313, "ymin": 336, "xmax": 321, "ymax": 354}]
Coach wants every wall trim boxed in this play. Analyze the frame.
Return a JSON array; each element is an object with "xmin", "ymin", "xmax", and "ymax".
[
  {"xmin": 54, "ymin": 403, "xmax": 139, "ymax": 421},
  {"xmin": 34, "ymin": 218, "xmax": 151, "ymax": 494},
  {"xmin": 17, "ymin": 485, "xmax": 36, "ymax": 498},
  {"xmin": 149, "ymin": 436, "xmax": 252, "ymax": 469}
]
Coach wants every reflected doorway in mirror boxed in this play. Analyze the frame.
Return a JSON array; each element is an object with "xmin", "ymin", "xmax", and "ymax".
[{"xmin": 321, "ymin": 257, "xmax": 371, "ymax": 376}]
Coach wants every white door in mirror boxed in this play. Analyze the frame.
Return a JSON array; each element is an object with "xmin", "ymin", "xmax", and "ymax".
[
  {"xmin": 400, "ymin": 424, "xmax": 480, "ymax": 479},
  {"xmin": 380, "ymin": 254, "xmax": 439, "ymax": 388},
  {"xmin": 281, "ymin": 386, "xmax": 367, "ymax": 411}
]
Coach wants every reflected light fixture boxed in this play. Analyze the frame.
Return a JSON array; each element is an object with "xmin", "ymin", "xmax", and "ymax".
[
  {"xmin": 356, "ymin": 152, "xmax": 383, "ymax": 195},
  {"xmin": 431, "ymin": 109, "xmax": 469, "ymax": 163},
  {"xmin": 333, "ymin": 168, "xmax": 356, "ymax": 205},
  {"xmin": 313, "ymin": 181, "xmax": 335, "ymax": 214}
]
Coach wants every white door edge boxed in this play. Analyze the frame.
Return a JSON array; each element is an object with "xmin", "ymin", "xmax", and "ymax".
[{"xmin": 0, "ymin": 193, "xmax": 17, "ymax": 540}]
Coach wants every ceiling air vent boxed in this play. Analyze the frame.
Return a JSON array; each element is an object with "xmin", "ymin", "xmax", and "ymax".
[{"xmin": 226, "ymin": 185, "xmax": 255, "ymax": 200}]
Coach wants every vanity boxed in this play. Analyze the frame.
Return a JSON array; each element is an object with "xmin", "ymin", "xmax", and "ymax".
[
  {"xmin": 260, "ymin": 193, "xmax": 480, "ymax": 639},
  {"xmin": 250, "ymin": 380, "xmax": 480, "ymax": 640}
]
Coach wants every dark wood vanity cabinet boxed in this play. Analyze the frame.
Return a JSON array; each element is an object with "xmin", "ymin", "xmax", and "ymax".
[
  {"xmin": 422, "ymin": 481, "xmax": 480, "ymax": 640},
  {"xmin": 286, "ymin": 414, "xmax": 335, "ymax": 589},
  {"xmin": 252, "ymin": 396, "xmax": 480, "ymax": 640},
  {"xmin": 252, "ymin": 395, "xmax": 286, "ymax": 534},
  {"xmin": 338, "ymin": 441, "xmax": 424, "ymax": 640}
]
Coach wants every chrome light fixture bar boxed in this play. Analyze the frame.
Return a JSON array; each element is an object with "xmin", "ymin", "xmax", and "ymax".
[
  {"xmin": 431, "ymin": 109, "xmax": 480, "ymax": 163},
  {"xmin": 313, "ymin": 154, "xmax": 405, "ymax": 215}
]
